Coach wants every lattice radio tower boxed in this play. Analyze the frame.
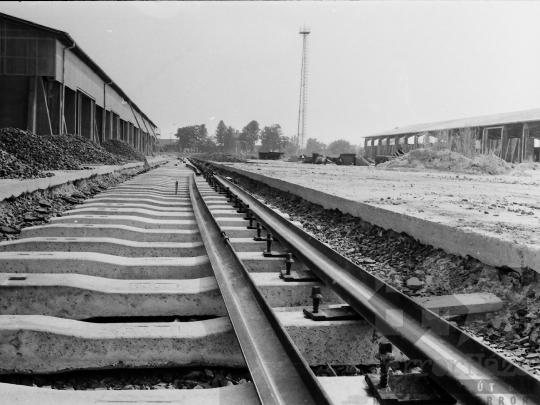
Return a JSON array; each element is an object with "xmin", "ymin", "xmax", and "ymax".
[{"xmin": 297, "ymin": 26, "xmax": 310, "ymax": 149}]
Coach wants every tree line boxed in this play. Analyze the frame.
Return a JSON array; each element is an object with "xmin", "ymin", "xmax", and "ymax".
[
  {"xmin": 175, "ymin": 120, "xmax": 359, "ymax": 156},
  {"xmin": 175, "ymin": 120, "xmax": 299, "ymax": 154}
]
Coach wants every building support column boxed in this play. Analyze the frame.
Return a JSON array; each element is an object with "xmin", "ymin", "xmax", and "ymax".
[{"xmin": 27, "ymin": 76, "xmax": 37, "ymax": 133}]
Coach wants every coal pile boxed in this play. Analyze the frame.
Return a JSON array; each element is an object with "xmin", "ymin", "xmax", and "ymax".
[
  {"xmin": 192, "ymin": 152, "xmax": 246, "ymax": 163},
  {"xmin": 101, "ymin": 139, "xmax": 146, "ymax": 162},
  {"xmin": 0, "ymin": 128, "xmax": 81, "ymax": 172},
  {"xmin": 0, "ymin": 128, "xmax": 139, "ymax": 180},
  {"xmin": 43, "ymin": 133, "xmax": 125, "ymax": 166},
  {"xmin": 0, "ymin": 150, "xmax": 52, "ymax": 180}
]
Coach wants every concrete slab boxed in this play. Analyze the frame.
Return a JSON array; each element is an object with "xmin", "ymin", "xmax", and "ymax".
[
  {"xmin": 64, "ymin": 207, "xmax": 194, "ymax": 219},
  {"xmin": 21, "ymin": 224, "xmax": 200, "ymax": 242},
  {"xmin": 50, "ymin": 215, "xmax": 198, "ymax": 230},
  {"xmin": 0, "ymin": 252, "xmax": 212, "ymax": 279},
  {"xmin": 215, "ymin": 217, "xmax": 253, "ymax": 227},
  {"xmin": 220, "ymin": 226, "xmax": 256, "ymax": 238},
  {"xmin": 251, "ymin": 272, "xmax": 344, "ymax": 308},
  {"xmin": 0, "ymin": 316, "xmax": 244, "ymax": 373},
  {"xmin": 275, "ymin": 306, "xmax": 408, "ymax": 365},
  {"xmin": 228, "ymin": 238, "xmax": 285, "ymax": 253},
  {"xmin": 80, "ymin": 202, "xmax": 192, "ymax": 211},
  {"xmin": 0, "ymin": 237, "xmax": 205, "ymax": 257},
  {"xmin": 0, "ymin": 274, "xmax": 225, "ymax": 318},
  {"xmin": 89, "ymin": 197, "xmax": 190, "ymax": 206},
  {"xmin": 0, "ymin": 381, "xmax": 259, "ymax": 405},
  {"xmin": 236, "ymin": 251, "xmax": 309, "ymax": 273},
  {"xmin": 95, "ymin": 193, "xmax": 189, "ymax": 201},
  {"xmin": 318, "ymin": 376, "xmax": 378, "ymax": 405},
  {"xmin": 209, "ymin": 210, "xmax": 246, "ymax": 218},
  {"xmin": 0, "ymin": 310, "xmax": 393, "ymax": 373}
]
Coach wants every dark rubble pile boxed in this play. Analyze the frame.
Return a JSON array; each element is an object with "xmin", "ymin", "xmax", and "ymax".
[
  {"xmin": 0, "ymin": 128, "xmax": 81, "ymax": 171},
  {"xmin": 0, "ymin": 150, "xmax": 52, "ymax": 180},
  {"xmin": 192, "ymin": 152, "xmax": 246, "ymax": 163},
  {"xmin": 0, "ymin": 128, "xmax": 129, "ymax": 180},
  {"xmin": 101, "ymin": 139, "xmax": 146, "ymax": 162},
  {"xmin": 43, "ymin": 133, "xmax": 125, "ymax": 166}
]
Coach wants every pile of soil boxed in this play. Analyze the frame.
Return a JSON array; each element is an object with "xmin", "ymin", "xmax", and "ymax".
[
  {"xmin": 377, "ymin": 148, "xmax": 513, "ymax": 175},
  {"xmin": 101, "ymin": 139, "xmax": 146, "ymax": 162},
  {"xmin": 192, "ymin": 152, "xmax": 246, "ymax": 163},
  {"xmin": 0, "ymin": 150, "xmax": 52, "ymax": 180}
]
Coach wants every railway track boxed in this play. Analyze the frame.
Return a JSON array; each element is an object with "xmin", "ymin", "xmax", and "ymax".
[{"xmin": 0, "ymin": 159, "xmax": 539, "ymax": 405}]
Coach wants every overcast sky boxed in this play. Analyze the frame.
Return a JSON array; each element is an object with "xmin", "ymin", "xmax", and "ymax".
[{"xmin": 3, "ymin": 2, "xmax": 540, "ymax": 145}]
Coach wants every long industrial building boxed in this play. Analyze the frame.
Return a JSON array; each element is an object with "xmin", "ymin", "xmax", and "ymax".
[
  {"xmin": 0, "ymin": 12, "xmax": 159, "ymax": 155},
  {"xmin": 364, "ymin": 108, "xmax": 540, "ymax": 163}
]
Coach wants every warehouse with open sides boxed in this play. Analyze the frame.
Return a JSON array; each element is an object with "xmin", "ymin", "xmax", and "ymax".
[
  {"xmin": 0, "ymin": 12, "xmax": 159, "ymax": 155},
  {"xmin": 364, "ymin": 109, "xmax": 540, "ymax": 163}
]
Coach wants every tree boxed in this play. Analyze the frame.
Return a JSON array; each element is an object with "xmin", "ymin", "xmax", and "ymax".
[
  {"xmin": 260, "ymin": 124, "xmax": 283, "ymax": 151},
  {"xmin": 199, "ymin": 136, "xmax": 217, "ymax": 152},
  {"xmin": 241, "ymin": 120, "xmax": 260, "ymax": 153},
  {"xmin": 215, "ymin": 120, "xmax": 227, "ymax": 150},
  {"xmin": 284, "ymin": 135, "xmax": 300, "ymax": 156},
  {"xmin": 224, "ymin": 126, "xmax": 235, "ymax": 151},
  {"xmin": 175, "ymin": 124, "xmax": 209, "ymax": 152},
  {"xmin": 304, "ymin": 138, "xmax": 327, "ymax": 155},
  {"xmin": 327, "ymin": 139, "xmax": 356, "ymax": 156}
]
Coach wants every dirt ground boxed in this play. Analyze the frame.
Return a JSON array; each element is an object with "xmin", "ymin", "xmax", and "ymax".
[{"xmin": 219, "ymin": 161, "xmax": 540, "ymax": 247}]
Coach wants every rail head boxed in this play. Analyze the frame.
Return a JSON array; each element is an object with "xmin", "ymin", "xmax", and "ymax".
[{"xmin": 188, "ymin": 173, "xmax": 335, "ymax": 405}]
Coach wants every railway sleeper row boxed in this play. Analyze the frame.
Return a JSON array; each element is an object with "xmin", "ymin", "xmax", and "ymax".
[{"xmin": 0, "ymin": 161, "xmax": 387, "ymax": 404}]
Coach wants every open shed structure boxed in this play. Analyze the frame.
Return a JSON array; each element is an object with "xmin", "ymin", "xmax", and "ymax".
[
  {"xmin": 363, "ymin": 109, "xmax": 540, "ymax": 163},
  {"xmin": 0, "ymin": 12, "xmax": 159, "ymax": 155}
]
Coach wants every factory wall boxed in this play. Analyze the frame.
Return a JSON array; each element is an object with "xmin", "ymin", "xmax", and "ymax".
[{"xmin": 0, "ymin": 15, "xmax": 158, "ymax": 155}]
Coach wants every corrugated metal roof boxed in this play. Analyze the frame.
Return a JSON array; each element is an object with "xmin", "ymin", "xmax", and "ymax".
[{"xmin": 367, "ymin": 108, "xmax": 540, "ymax": 138}]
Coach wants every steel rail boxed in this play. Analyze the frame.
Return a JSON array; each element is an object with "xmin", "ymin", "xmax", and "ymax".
[
  {"xmin": 210, "ymin": 172, "xmax": 540, "ymax": 405},
  {"xmin": 188, "ymin": 174, "xmax": 335, "ymax": 405}
]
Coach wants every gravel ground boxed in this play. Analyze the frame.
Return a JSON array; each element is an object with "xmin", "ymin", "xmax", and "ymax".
[
  {"xmin": 0, "ymin": 367, "xmax": 252, "ymax": 390},
  {"xmin": 210, "ymin": 166, "xmax": 540, "ymax": 377}
]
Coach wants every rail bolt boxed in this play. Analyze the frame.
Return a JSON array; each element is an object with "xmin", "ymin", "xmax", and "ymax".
[
  {"xmin": 266, "ymin": 233, "xmax": 274, "ymax": 253},
  {"xmin": 256, "ymin": 222, "xmax": 262, "ymax": 238},
  {"xmin": 375, "ymin": 342, "xmax": 394, "ymax": 388},
  {"xmin": 311, "ymin": 286, "xmax": 323, "ymax": 313},
  {"xmin": 285, "ymin": 253, "xmax": 293, "ymax": 275}
]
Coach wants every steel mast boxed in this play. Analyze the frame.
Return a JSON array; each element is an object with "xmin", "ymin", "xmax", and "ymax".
[{"xmin": 297, "ymin": 27, "xmax": 310, "ymax": 149}]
